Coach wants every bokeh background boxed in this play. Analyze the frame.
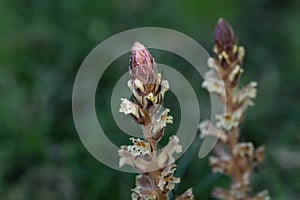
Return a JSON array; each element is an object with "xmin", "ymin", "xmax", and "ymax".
[{"xmin": 1, "ymin": 0, "xmax": 300, "ymax": 199}]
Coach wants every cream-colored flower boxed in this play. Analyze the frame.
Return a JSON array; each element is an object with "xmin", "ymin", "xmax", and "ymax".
[
  {"xmin": 119, "ymin": 145, "xmax": 149, "ymax": 171},
  {"xmin": 127, "ymin": 80, "xmax": 134, "ymax": 91},
  {"xmin": 127, "ymin": 138, "xmax": 150, "ymax": 156},
  {"xmin": 119, "ymin": 98, "xmax": 150, "ymax": 125},
  {"xmin": 215, "ymin": 112, "xmax": 240, "ymax": 131},
  {"xmin": 119, "ymin": 138, "xmax": 153, "ymax": 172},
  {"xmin": 119, "ymin": 147, "xmax": 149, "ymax": 172},
  {"xmin": 246, "ymin": 81, "xmax": 258, "ymax": 98},
  {"xmin": 234, "ymin": 81, "xmax": 258, "ymax": 107},
  {"xmin": 133, "ymin": 78, "xmax": 146, "ymax": 94},
  {"xmin": 198, "ymin": 120, "xmax": 227, "ymax": 142},
  {"xmin": 131, "ymin": 175, "xmax": 157, "ymax": 200},
  {"xmin": 228, "ymin": 64, "xmax": 243, "ymax": 82},
  {"xmin": 175, "ymin": 188, "xmax": 194, "ymax": 200},
  {"xmin": 152, "ymin": 108, "xmax": 173, "ymax": 134},
  {"xmin": 157, "ymin": 136, "xmax": 182, "ymax": 168},
  {"xmin": 202, "ymin": 70, "xmax": 225, "ymax": 96},
  {"xmin": 144, "ymin": 92, "xmax": 159, "ymax": 105},
  {"xmin": 131, "ymin": 192, "xmax": 156, "ymax": 200},
  {"xmin": 233, "ymin": 142, "xmax": 254, "ymax": 158},
  {"xmin": 209, "ymin": 156, "xmax": 233, "ymax": 175},
  {"xmin": 157, "ymin": 164, "xmax": 180, "ymax": 191},
  {"xmin": 119, "ymin": 98, "xmax": 139, "ymax": 116},
  {"xmin": 253, "ymin": 146, "xmax": 265, "ymax": 164},
  {"xmin": 207, "ymin": 57, "xmax": 218, "ymax": 70},
  {"xmin": 160, "ymin": 79, "xmax": 170, "ymax": 97},
  {"xmin": 237, "ymin": 46, "xmax": 245, "ymax": 63}
]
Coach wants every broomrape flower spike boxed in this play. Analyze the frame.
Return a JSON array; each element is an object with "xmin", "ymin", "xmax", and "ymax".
[
  {"xmin": 118, "ymin": 42, "xmax": 194, "ymax": 200},
  {"xmin": 199, "ymin": 18, "xmax": 270, "ymax": 199}
]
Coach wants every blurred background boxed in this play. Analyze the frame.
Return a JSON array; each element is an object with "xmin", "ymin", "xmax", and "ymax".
[{"xmin": 0, "ymin": 0, "xmax": 300, "ymax": 199}]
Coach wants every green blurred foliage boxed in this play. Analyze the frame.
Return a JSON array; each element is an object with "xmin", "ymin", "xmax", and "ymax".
[{"xmin": 0, "ymin": 0, "xmax": 299, "ymax": 199}]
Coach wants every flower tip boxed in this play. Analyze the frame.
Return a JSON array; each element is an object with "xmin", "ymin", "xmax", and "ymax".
[
  {"xmin": 214, "ymin": 18, "xmax": 236, "ymax": 50},
  {"xmin": 132, "ymin": 41, "xmax": 145, "ymax": 51},
  {"xmin": 129, "ymin": 41, "xmax": 156, "ymax": 83},
  {"xmin": 215, "ymin": 18, "xmax": 231, "ymax": 33},
  {"xmin": 217, "ymin": 18, "xmax": 226, "ymax": 25}
]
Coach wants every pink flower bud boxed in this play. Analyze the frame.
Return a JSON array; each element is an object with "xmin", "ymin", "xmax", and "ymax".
[{"xmin": 129, "ymin": 41, "xmax": 156, "ymax": 84}]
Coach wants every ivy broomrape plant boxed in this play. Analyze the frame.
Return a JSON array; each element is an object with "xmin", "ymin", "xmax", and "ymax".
[
  {"xmin": 199, "ymin": 19, "xmax": 270, "ymax": 200},
  {"xmin": 118, "ymin": 42, "xmax": 193, "ymax": 200}
]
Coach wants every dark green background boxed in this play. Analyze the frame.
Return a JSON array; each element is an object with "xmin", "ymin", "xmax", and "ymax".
[{"xmin": 0, "ymin": 0, "xmax": 299, "ymax": 199}]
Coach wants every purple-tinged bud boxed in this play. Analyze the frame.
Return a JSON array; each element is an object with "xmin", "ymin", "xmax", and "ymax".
[
  {"xmin": 129, "ymin": 42, "xmax": 156, "ymax": 84},
  {"xmin": 213, "ymin": 18, "xmax": 236, "ymax": 55}
]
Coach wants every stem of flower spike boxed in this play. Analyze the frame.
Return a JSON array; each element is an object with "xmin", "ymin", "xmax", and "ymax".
[{"xmin": 142, "ymin": 123, "xmax": 168, "ymax": 200}]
